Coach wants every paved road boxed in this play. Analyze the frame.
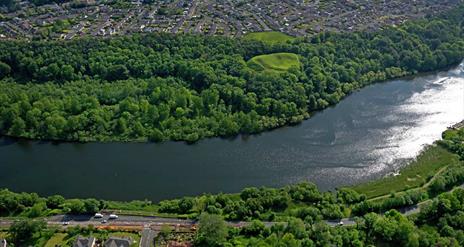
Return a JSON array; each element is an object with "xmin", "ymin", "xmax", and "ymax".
[
  {"xmin": 0, "ymin": 203, "xmax": 423, "ymax": 230},
  {"xmin": 47, "ymin": 214, "xmax": 197, "ymax": 228},
  {"xmin": 140, "ymin": 227, "xmax": 156, "ymax": 247},
  {"xmin": 325, "ymin": 218, "xmax": 356, "ymax": 227}
]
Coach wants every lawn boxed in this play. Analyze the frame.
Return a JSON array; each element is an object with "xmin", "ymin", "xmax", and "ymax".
[
  {"xmin": 243, "ymin": 31, "xmax": 295, "ymax": 44},
  {"xmin": 350, "ymin": 145, "xmax": 460, "ymax": 199},
  {"xmin": 44, "ymin": 233, "xmax": 68, "ymax": 247},
  {"xmin": 247, "ymin": 52, "xmax": 300, "ymax": 72}
]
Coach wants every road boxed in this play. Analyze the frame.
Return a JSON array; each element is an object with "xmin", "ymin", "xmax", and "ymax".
[
  {"xmin": 0, "ymin": 186, "xmax": 458, "ymax": 247},
  {"xmin": 0, "ymin": 200, "xmax": 429, "ymax": 230},
  {"xmin": 140, "ymin": 227, "xmax": 156, "ymax": 247},
  {"xmin": 47, "ymin": 214, "xmax": 196, "ymax": 228}
]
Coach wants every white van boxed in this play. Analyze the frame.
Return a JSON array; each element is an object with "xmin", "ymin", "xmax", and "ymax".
[
  {"xmin": 94, "ymin": 213, "xmax": 103, "ymax": 218},
  {"xmin": 109, "ymin": 214, "xmax": 118, "ymax": 219}
]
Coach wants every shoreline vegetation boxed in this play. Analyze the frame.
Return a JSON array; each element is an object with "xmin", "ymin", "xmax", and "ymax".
[
  {"xmin": 0, "ymin": 6, "xmax": 464, "ymax": 143},
  {"xmin": 351, "ymin": 145, "xmax": 460, "ymax": 199},
  {"xmin": 1, "ymin": 124, "xmax": 464, "ymax": 246}
]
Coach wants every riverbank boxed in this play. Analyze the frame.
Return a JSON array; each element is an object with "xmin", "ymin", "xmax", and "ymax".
[
  {"xmin": 2, "ymin": 124, "xmax": 463, "ymax": 220},
  {"xmin": 1, "ymin": 65, "xmax": 463, "ymax": 202},
  {"xmin": 350, "ymin": 145, "xmax": 460, "ymax": 199},
  {"xmin": 2, "ymin": 124, "xmax": 464, "ymax": 246}
]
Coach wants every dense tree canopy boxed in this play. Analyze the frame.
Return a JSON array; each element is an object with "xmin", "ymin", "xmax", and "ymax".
[
  {"xmin": 194, "ymin": 213, "xmax": 228, "ymax": 247},
  {"xmin": 0, "ymin": 5, "xmax": 463, "ymax": 142},
  {"xmin": 7, "ymin": 219, "xmax": 46, "ymax": 246}
]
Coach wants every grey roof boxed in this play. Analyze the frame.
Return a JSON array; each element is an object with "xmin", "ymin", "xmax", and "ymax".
[
  {"xmin": 104, "ymin": 237, "xmax": 132, "ymax": 247},
  {"xmin": 73, "ymin": 236, "xmax": 96, "ymax": 247}
]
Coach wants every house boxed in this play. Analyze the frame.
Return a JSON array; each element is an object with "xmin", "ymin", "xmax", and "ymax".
[
  {"xmin": 73, "ymin": 236, "xmax": 96, "ymax": 247},
  {"xmin": 104, "ymin": 237, "xmax": 132, "ymax": 247},
  {"xmin": 1, "ymin": 239, "xmax": 7, "ymax": 247}
]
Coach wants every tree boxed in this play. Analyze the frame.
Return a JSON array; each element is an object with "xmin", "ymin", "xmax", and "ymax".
[
  {"xmin": 241, "ymin": 220, "xmax": 266, "ymax": 237},
  {"xmin": 8, "ymin": 219, "xmax": 46, "ymax": 245},
  {"xmin": 9, "ymin": 117, "xmax": 26, "ymax": 136},
  {"xmin": 64, "ymin": 199, "xmax": 85, "ymax": 214},
  {"xmin": 46, "ymin": 195, "xmax": 65, "ymax": 209},
  {"xmin": 178, "ymin": 197, "xmax": 194, "ymax": 214},
  {"xmin": 0, "ymin": 62, "xmax": 11, "ymax": 79},
  {"xmin": 105, "ymin": 64, "xmax": 129, "ymax": 81},
  {"xmin": 149, "ymin": 128, "xmax": 164, "ymax": 142},
  {"xmin": 83, "ymin": 199, "xmax": 100, "ymax": 214},
  {"xmin": 194, "ymin": 213, "xmax": 228, "ymax": 247}
]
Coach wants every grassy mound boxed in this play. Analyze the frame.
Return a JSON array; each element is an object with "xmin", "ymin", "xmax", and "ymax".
[
  {"xmin": 247, "ymin": 52, "xmax": 300, "ymax": 72},
  {"xmin": 243, "ymin": 31, "xmax": 295, "ymax": 44}
]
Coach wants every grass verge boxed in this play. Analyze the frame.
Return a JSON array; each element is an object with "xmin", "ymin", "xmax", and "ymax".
[
  {"xmin": 44, "ymin": 233, "xmax": 67, "ymax": 247},
  {"xmin": 350, "ymin": 145, "xmax": 460, "ymax": 199}
]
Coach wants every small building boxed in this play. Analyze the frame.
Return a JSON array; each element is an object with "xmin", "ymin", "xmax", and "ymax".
[
  {"xmin": 104, "ymin": 237, "xmax": 132, "ymax": 247},
  {"xmin": 73, "ymin": 236, "xmax": 96, "ymax": 247}
]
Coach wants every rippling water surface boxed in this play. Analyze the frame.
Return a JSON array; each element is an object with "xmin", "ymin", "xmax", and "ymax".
[{"xmin": 1, "ymin": 63, "xmax": 463, "ymax": 201}]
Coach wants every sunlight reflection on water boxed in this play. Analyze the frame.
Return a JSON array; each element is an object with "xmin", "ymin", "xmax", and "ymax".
[{"xmin": 334, "ymin": 70, "xmax": 464, "ymax": 181}]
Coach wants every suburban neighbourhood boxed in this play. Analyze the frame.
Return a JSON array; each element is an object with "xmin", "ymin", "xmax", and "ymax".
[{"xmin": 0, "ymin": 0, "xmax": 461, "ymax": 40}]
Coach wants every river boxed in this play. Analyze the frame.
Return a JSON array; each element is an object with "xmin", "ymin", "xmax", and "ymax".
[{"xmin": 1, "ymin": 63, "xmax": 464, "ymax": 202}]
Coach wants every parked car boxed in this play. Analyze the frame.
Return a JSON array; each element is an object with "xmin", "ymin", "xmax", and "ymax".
[
  {"xmin": 62, "ymin": 221, "xmax": 70, "ymax": 226},
  {"xmin": 94, "ymin": 213, "xmax": 103, "ymax": 218},
  {"xmin": 109, "ymin": 214, "xmax": 118, "ymax": 219}
]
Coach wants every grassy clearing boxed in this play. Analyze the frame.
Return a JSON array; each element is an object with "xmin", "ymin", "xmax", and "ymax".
[
  {"xmin": 243, "ymin": 31, "xmax": 294, "ymax": 44},
  {"xmin": 44, "ymin": 233, "xmax": 68, "ymax": 247},
  {"xmin": 247, "ymin": 52, "xmax": 300, "ymax": 72},
  {"xmin": 350, "ymin": 145, "xmax": 460, "ymax": 199}
]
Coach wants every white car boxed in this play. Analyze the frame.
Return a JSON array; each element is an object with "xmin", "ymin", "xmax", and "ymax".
[
  {"xmin": 94, "ymin": 213, "xmax": 103, "ymax": 218},
  {"xmin": 62, "ymin": 221, "xmax": 70, "ymax": 226},
  {"xmin": 109, "ymin": 214, "xmax": 118, "ymax": 219}
]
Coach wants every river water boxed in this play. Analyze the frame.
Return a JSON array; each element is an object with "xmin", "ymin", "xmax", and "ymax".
[{"xmin": 1, "ymin": 63, "xmax": 464, "ymax": 202}]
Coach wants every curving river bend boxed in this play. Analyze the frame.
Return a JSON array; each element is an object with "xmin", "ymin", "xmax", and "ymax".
[{"xmin": 1, "ymin": 63, "xmax": 464, "ymax": 202}]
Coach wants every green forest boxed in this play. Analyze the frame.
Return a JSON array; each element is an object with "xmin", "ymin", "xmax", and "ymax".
[{"xmin": 0, "ymin": 6, "xmax": 463, "ymax": 142}]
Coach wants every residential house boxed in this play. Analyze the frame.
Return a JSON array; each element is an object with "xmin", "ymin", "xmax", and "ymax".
[
  {"xmin": 73, "ymin": 236, "xmax": 96, "ymax": 247},
  {"xmin": 104, "ymin": 237, "xmax": 132, "ymax": 247}
]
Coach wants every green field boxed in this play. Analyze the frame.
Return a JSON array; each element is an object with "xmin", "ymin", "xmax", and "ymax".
[
  {"xmin": 247, "ymin": 52, "xmax": 300, "ymax": 72},
  {"xmin": 243, "ymin": 31, "xmax": 295, "ymax": 44},
  {"xmin": 350, "ymin": 145, "xmax": 460, "ymax": 199},
  {"xmin": 44, "ymin": 233, "xmax": 68, "ymax": 247}
]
